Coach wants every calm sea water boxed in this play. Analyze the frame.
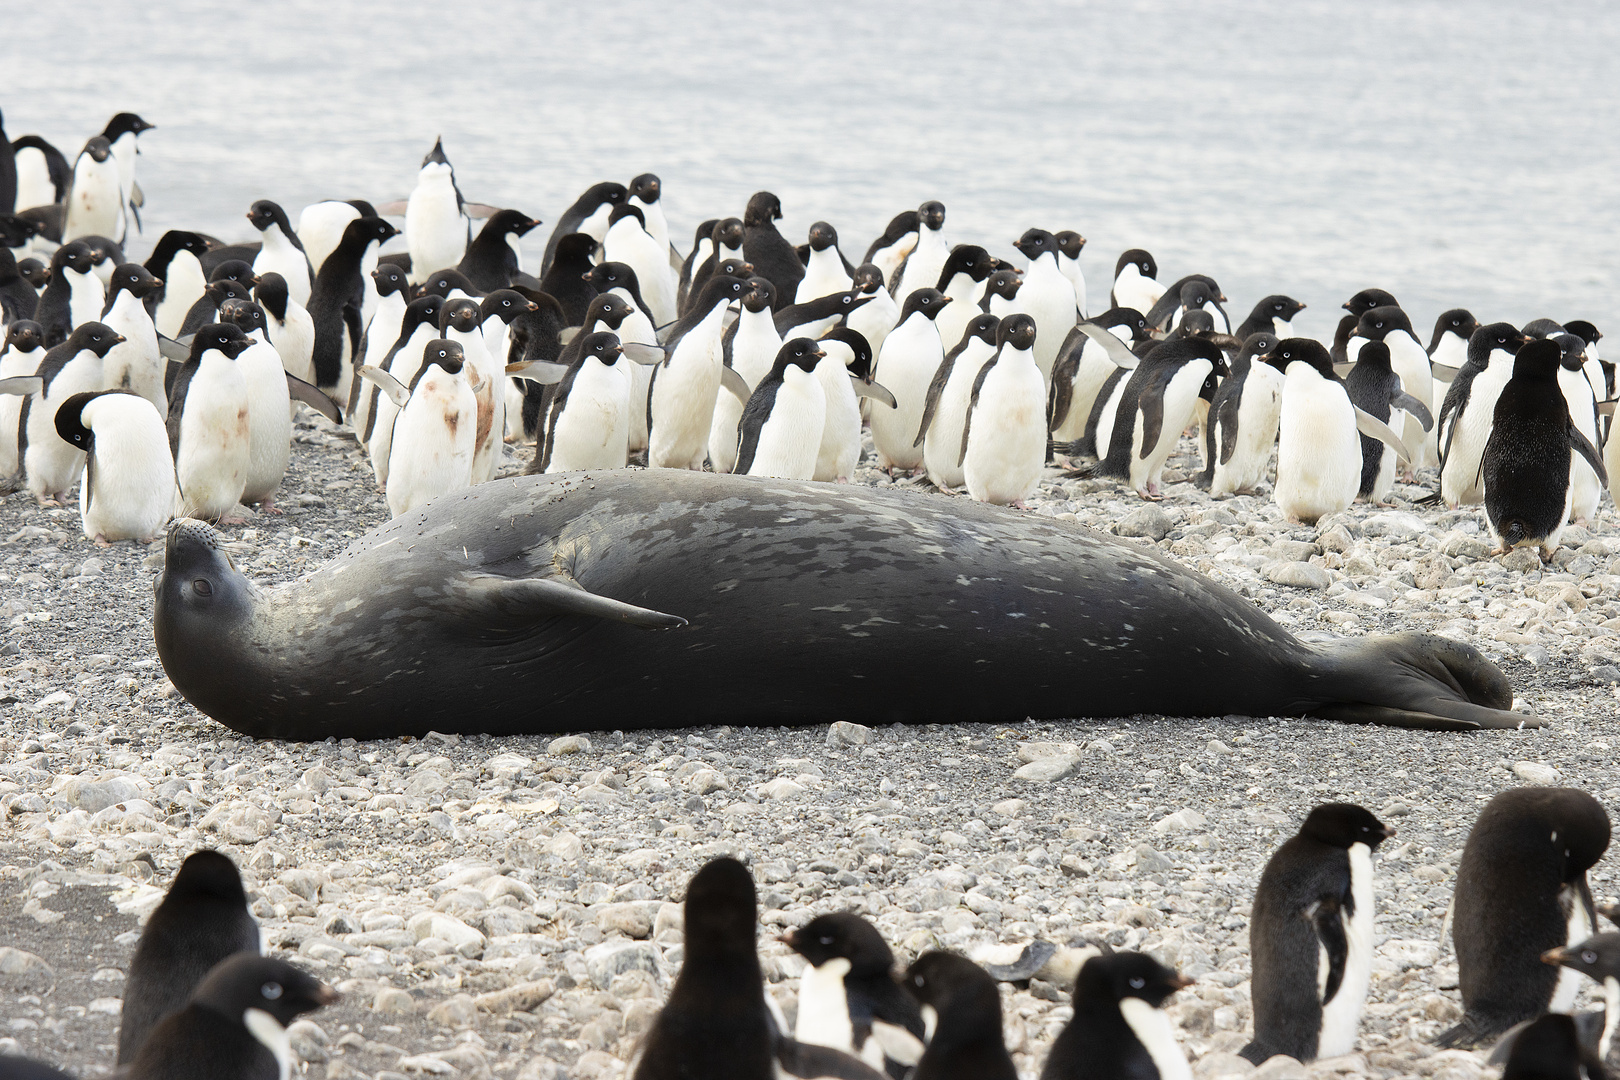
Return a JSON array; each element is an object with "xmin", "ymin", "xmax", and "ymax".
[{"xmin": 8, "ymin": 1, "xmax": 1617, "ymax": 338}]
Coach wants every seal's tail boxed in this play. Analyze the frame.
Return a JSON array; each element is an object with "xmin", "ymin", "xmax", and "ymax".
[{"xmin": 1306, "ymin": 631, "xmax": 1533, "ymax": 731}]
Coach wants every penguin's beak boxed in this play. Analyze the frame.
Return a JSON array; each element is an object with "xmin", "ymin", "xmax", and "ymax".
[
  {"xmin": 1342, "ymin": 302, "xmax": 1354, "ymax": 312},
  {"xmin": 314, "ymin": 982, "xmax": 341, "ymax": 1006},
  {"xmin": 113, "ymin": 334, "xmax": 127, "ymax": 345},
  {"xmin": 1382, "ymin": 825, "xmax": 1397, "ymax": 839},
  {"xmin": 1542, "ymin": 947, "xmax": 1571, "ymax": 967},
  {"xmin": 1297, "ymin": 302, "xmax": 1307, "ymax": 310},
  {"xmin": 1168, "ymin": 974, "xmax": 1195, "ymax": 990},
  {"xmin": 777, "ymin": 931, "xmax": 800, "ymax": 946},
  {"xmin": 812, "ymin": 349, "xmax": 827, "ymax": 359},
  {"xmin": 152, "ymin": 277, "xmax": 164, "ymax": 288}
]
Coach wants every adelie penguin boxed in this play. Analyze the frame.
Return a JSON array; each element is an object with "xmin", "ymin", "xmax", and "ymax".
[
  {"xmin": 99, "ymin": 262, "xmax": 167, "ymax": 416},
  {"xmin": 541, "ymin": 180, "xmax": 625, "ymax": 275},
  {"xmin": 1047, "ymin": 307, "xmax": 1152, "ymax": 456},
  {"xmin": 1012, "ymin": 228, "xmax": 1080, "ymax": 384},
  {"xmin": 781, "ymin": 911, "xmax": 926, "ymax": 1076},
  {"xmin": 1482, "ymin": 338, "xmax": 1607, "ymax": 561},
  {"xmin": 735, "ymin": 337, "xmax": 829, "ymax": 480},
  {"xmin": 0, "ymin": 320, "xmax": 47, "ymax": 484},
  {"xmin": 627, "ymin": 172, "xmax": 673, "ymax": 265},
  {"xmin": 869, "ymin": 287, "xmax": 950, "ymax": 473},
  {"xmin": 962, "ymin": 314, "xmax": 1046, "ymax": 506},
  {"xmin": 892, "ymin": 201, "xmax": 949, "ymax": 306},
  {"xmin": 742, "ymin": 191, "xmax": 803, "ymax": 312},
  {"xmin": 307, "ymin": 215, "xmax": 397, "ymax": 399},
  {"xmin": 100, "ymin": 111, "xmax": 155, "ymax": 240},
  {"xmin": 405, "ymin": 137, "xmax": 470, "ymax": 285},
  {"xmin": 646, "ymin": 274, "xmax": 751, "ymax": 470},
  {"xmin": 932, "ymin": 244, "xmax": 1000, "ymax": 356},
  {"xmin": 361, "ymin": 339, "xmax": 481, "ymax": 517},
  {"xmin": 123, "ymin": 954, "xmax": 337, "ymax": 1080},
  {"xmin": 914, "ymin": 314, "xmax": 999, "ymax": 491},
  {"xmin": 62, "ymin": 135, "xmax": 123, "ymax": 244},
  {"xmin": 678, "ymin": 218, "xmax": 718, "ymax": 313},
  {"xmin": 1042, "ymin": 951, "xmax": 1195, "ymax": 1080},
  {"xmin": 1054, "ymin": 229, "xmax": 1087, "ymax": 316},
  {"xmin": 1497, "ymin": 1013, "xmax": 1609, "ymax": 1080},
  {"xmin": 1235, "ymin": 295, "xmax": 1306, "ymax": 341},
  {"xmin": 168, "ymin": 323, "xmax": 255, "ymax": 523},
  {"xmin": 1437, "ymin": 322, "xmax": 1528, "ymax": 507},
  {"xmin": 116, "ymin": 849, "xmax": 260, "ymax": 1065},
  {"xmin": 688, "ymin": 216, "xmax": 745, "ymax": 313},
  {"xmin": 604, "ymin": 203, "xmax": 677, "ymax": 326},
  {"xmin": 243, "ymin": 199, "xmax": 314, "ymax": 307},
  {"xmin": 218, "ymin": 299, "xmax": 301, "ymax": 512},
  {"xmin": 19, "ymin": 321, "xmax": 125, "ymax": 504},
  {"xmin": 1241, "ymin": 803, "xmax": 1393, "ymax": 1065},
  {"xmin": 1200, "ymin": 331, "xmax": 1281, "ymax": 496},
  {"xmin": 1345, "ymin": 339, "xmax": 1433, "ymax": 503},
  {"xmin": 1349, "ymin": 306, "xmax": 1436, "ymax": 471},
  {"xmin": 54, "ymin": 389, "xmax": 176, "ymax": 544},
  {"xmin": 524, "ymin": 330, "xmax": 636, "ymax": 473},
  {"xmin": 362, "ymin": 294, "xmax": 446, "ymax": 483},
  {"xmin": 847, "ymin": 262, "xmax": 901, "ymax": 356},
  {"xmin": 1439, "ymin": 786, "xmax": 1611, "ymax": 1048},
  {"xmin": 1542, "ymin": 933, "xmax": 1620, "ymax": 1064},
  {"xmin": 146, "ymin": 230, "xmax": 212, "ymax": 338},
  {"xmin": 1552, "ymin": 332, "xmax": 1603, "ymax": 525},
  {"xmin": 708, "ymin": 276, "xmax": 782, "ymax": 475},
  {"xmin": 796, "ymin": 220, "xmax": 854, "ymax": 303},
  {"xmin": 294, "ymin": 197, "xmax": 375, "ymax": 276},
  {"xmin": 34, "ymin": 240, "xmax": 104, "ymax": 347},
  {"xmin": 1096, "ymin": 333, "xmax": 1228, "ymax": 501},
  {"xmin": 905, "ymin": 951, "xmax": 1018, "ymax": 1080},
  {"xmin": 538, "ymin": 232, "xmax": 599, "ymax": 326},
  {"xmin": 814, "ymin": 326, "xmax": 893, "ymax": 482},
  {"xmin": 861, "ymin": 208, "xmax": 919, "ymax": 290}
]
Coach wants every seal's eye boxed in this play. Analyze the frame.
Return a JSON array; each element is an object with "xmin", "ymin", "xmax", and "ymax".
[{"xmin": 193, "ymin": 579, "xmax": 213, "ymax": 596}]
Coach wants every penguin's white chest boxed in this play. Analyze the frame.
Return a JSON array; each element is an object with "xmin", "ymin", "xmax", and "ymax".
[
  {"xmin": 923, "ymin": 344, "xmax": 993, "ymax": 490},
  {"xmin": 649, "ymin": 308, "xmax": 728, "ymax": 469},
  {"xmin": 155, "ymin": 251, "xmax": 208, "ymax": 339},
  {"xmin": 813, "ymin": 354, "xmax": 863, "ymax": 482},
  {"xmin": 388, "ymin": 372, "xmax": 476, "ymax": 517},
  {"xmin": 794, "ymin": 958, "xmax": 854, "ymax": 1052},
  {"xmin": 550, "ymin": 360, "xmax": 631, "ymax": 472},
  {"xmin": 406, "ymin": 168, "xmax": 467, "ymax": 284},
  {"xmin": 964, "ymin": 349, "xmax": 1046, "ymax": 505},
  {"xmin": 243, "ymin": 1007, "xmax": 293, "ymax": 1080},
  {"xmin": 176, "ymin": 356, "xmax": 252, "ymax": 519},
  {"xmin": 1318, "ymin": 842, "xmax": 1375, "ymax": 1058},
  {"xmin": 1276, "ymin": 367, "xmax": 1359, "ymax": 522},
  {"xmin": 79, "ymin": 395, "xmax": 176, "ymax": 543},
  {"xmin": 869, "ymin": 316, "xmax": 943, "ymax": 470},
  {"xmin": 1118, "ymin": 998, "xmax": 1192, "ymax": 1080},
  {"xmin": 1441, "ymin": 356, "xmax": 1515, "ymax": 506},
  {"xmin": 748, "ymin": 367, "xmax": 826, "ymax": 480},
  {"xmin": 1016, "ymin": 256, "xmax": 1078, "ymax": 380},
  {"xmin": 1550, "ymin": 885, "xmax": 1593, "ymax": 1015},
  {"xmin": 1131, "ymin": 359, "xmax": 1211, "ymax": 493},
  {"xmin": 1113, "ymin": 265, "xmax": 1164, "ymax": 319}
]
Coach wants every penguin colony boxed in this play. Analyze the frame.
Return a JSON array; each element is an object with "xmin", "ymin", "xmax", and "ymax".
[
  {"xmin": 2, "ymin": 109, "xmax": 1613, "ymax": 563},
  {"xmin": 15, "ymin": 786, "xmax": 1620, "ymax": 1080}
]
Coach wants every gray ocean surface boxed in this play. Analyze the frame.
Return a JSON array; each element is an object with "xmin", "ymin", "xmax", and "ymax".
[{"xmin": 8, "ymin": 1, "xmax": 1617, "ymax": 339}]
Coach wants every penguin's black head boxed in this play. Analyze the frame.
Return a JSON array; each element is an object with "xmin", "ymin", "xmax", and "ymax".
[
  {"xmin": 957, "ymin": 314, "xmax": 1000, "ymax": 351},
  {"xmin": 918, "ymin": 200, "xmax": 946, "ymax": 230},
  {"xmin": 608, "ymin": 203, "xmax": 647, "ymax": 230},
  {"xmin": 53, "ymin": 391, "xmax": 103, "ymax": 453},
  {"xmin": 422, "ymin": 136, "xmax": 451, "ymax": 169},
  {"xmin": 1266, "ymin": 337, "xmax": 1334, "ymax": 379},
  {"xmin": 220, "ymin": 299, "xmax": 269, "ymax": 337},
  {"xmin": 997, "ymin": 313, "xmax": 1038, "ymax": 352},
  {"xmin": 775, "ymin": 337, "xmax": 826, "ymax": 375},
  {"xmin": 821, "ymin": 327, "xmax": 875, "ymax": 378},
  {"xmin": 1469, "ymin": 321, "xmax": 1528, "ymax": 363},
  {"xmin": 421, "ymin": 268, "xmax": 478, "ymax": 300},
  {"xmin": 1015, "ymin": 228, "xmax": 1056, "ymax": 261},
  {"xmin": 555, "ymin": 232, "xmax": 598, "ymax": 263},
  {"xmin": 1075, "ymin": 951, "xmax": 1193, "ymax": 1010},
  {"xmin": 206, "ymin": 279, "xmax": 254, "ymax": 308},
  {"xmin": 586, "ymin": 261, "xmax": 639, "ymax": 295},
  {"xmin": 584, "ymin": 294, "xmax": 633, "ymax": 331},
  {"xmin": 1115, "ymin": 248, "xmax": 1157, "ymax": 279},
  {"xmin": 715, "ymin": 258, "xmax": 754, "ymax": 281},
  {"xmin": 0, "ymin": 215, "xmax": 39, "ymax": 248},
  {"xmin": 1437, "ymin": 308, "xmax": 1478, "ymax": 338},
  {"xmin": 1301, "ymin": 802, "xmax": 1393, "ymax": 849},
  {"xmin": 210, "ymin": 259, "xmax": 259, "ymax": 286},
  {"xmin": 63, "ymin": 321, "xmax": 126, "ymax": 359},
  {"xmin": 714, "ymin": 217, "xmax": 745, "ymax": 250},
  {"xmin": 53, "ymin": 241, "xmax": 96, "ymax": 276},
  {"xmin": 744, "ymin": 192, "xmax": 783, "ymax": 228},
  {"xmin": 1343, "ymin": 287, "xmax": 1397, "ymax": 316},
  {"xmin": 1175, "ymin": 310, "xmax": 1216, "ymax": 339},
  {"xmin": 1354, "ymin": 305, "xmax": 1414, "ymax": 342},
  {"xmin": 1552, "ymin": 333, "xmax": 1588, "ymax": 371},
  {"xmin": 900, "ymin": 288, "xmax": 948, "ymax": 321},
  {"xmin": 1097, "ymin": 306, "xmax": 1151, "ymax": 342},
  {"xmin": 481, "ymin": 289, "xmax": 539, "ymax": 326},
  {"xmin": 166, "ymin": 849, "xmax": 249, "ymax": 905},
  {"xmin": 682, "ymin": 857, "xmax": 758, "ymax": 960},
  {"xmin": 694, "ymin": 274, "xmax": 748, "ymax": 314},
  {"xmin": 109, "ymin": 262, "xmax": 161, "ymax": 298},
  {"xmin": 189, "ymin": 323, "xmax": 252, "ymax": 362},
  {"xmin": 832, "ymin": 288, "xmax": 873, "ymax": 317},
  {"xmin": 1249, "ymin": 294, "xmax": 1304, "ymax": 323},
  {"xmin": 983, "ymin": 268, "xmax": 1022, "ymax": 302},
  {"xmin": 689, "ymin": 219, "xmax": 719, "ymax": 250},
  {"xmin": 743, "ymin": 276, "xmax": 775, "ymax": 314},
  {"xmin": 18, "ymin": 257, "xmax": 50, "ymax": 289},
  {"xmin": 191, "ymin": 954, "xmax": 338, "ymax": 1030},
  {"xmin": 938, "ymin": 244, "xmax": 994, "ymax": 289},
  {"xmin": 103, "ymin": 112, "xmax": 156, "ymax": 139},
  {"xmin": 852, "ymin": 263, "xmax": 885, "ymax": 294},
  {"xmin": 1543, "ymin": 934, "xmax": 1620, "ymax": 981},
  {"xmin": 1564, "ymin": 319, "xmax": 1602, "ymax": 347},
  {"xmin": 1178, "ymin": 281, "xmax": 1216, "ymax": 312},
  {"xmin": 80, "ymin": 235, "xmax": 123, "ymax": 268},
  {"xmin": 4, "ymin": 320, "xmax": 45, "ymax": 355},
  {"xmin": 904, "ymin": 951, "xmax": 1002, "ymax": 1040},
  {"xmin": 402, "ymin": 295, "xmax": 446, "ymax": 337},
  {"xmin": 1510, "ymin": 338, "xmax": 1566, "ymax": 381},
  {"xmin": 485, "ymin": 208, "xmax": 541, "ymax": 238},
  {"xmin": 1055, "ymin": 230, "xmax": 1087, "ymax": 259},
  {"xmin": 372, "ymin": 263, "xmax": 410, "ymax": 297},
  {"xmin": 578, "ymin": 331, "xmax": 624, "ymax": 367},
  {"xmin": 441, "ymin": 298, "xmax": 483, "ymax": 334},
  {"xmin": 1522, "ymin": 317, "xmax": 1566, "ymax": 341},
  {"xmin": 254, "ymin": 273, "xmax": 290, "ymax": 321},
  {"xmin": 246, "ymin": 200, "xmax": 288, "ymax": 234},
  {"xmin": 580, "ymin": 181, "xmax": 627, "ymax": 211},
  {"xmin": 629, "ymin": 173, "xmax": 661, "ymax": 203},
  {"xmin": 806, "ymin": 221, "xmax": 839, "ymax": 253},
  {"xmin": 422, "ymin": 338, "xmax": 466, "ymax": 376},
  {"xmin": 347, "ymin": 216, "xmax": 399, "ymax": 247},
  {"xmin": 82, "ymin": 136, "xmax": 112, "ymax": 164},
  {"xmin": 780, "ymin": 911, "xmax": 894, "ymax": 975},
  {"xmin": 1238, "ymin": 331, "xmax": 1278, "ymax": 363}
]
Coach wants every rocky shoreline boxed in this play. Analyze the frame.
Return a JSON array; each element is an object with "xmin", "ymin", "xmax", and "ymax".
[{"xmin": 3, "ymin": 415, "xmax": 1619, "ymax": 1080}]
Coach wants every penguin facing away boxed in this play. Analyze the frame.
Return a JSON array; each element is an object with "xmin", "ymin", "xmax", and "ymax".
[
  {"xmin": 54, "ymin": 389, "xmax": 176, "ymax": 545},
  {"xmin": 862, "ymin": 209, "xmax": 920, "ymax": 289},
  {"xmin": 1042, "ymin": 951, "xmax": 1195, "ymax": 1080},
  {"xmin": 1241, "ymin": 803, "xmax": 1393, "ymax": 1065},
  {"xmin": 742, "ymin": 191, "xmax": 804, "ymax": 312},
  {"xmin": 1097, "ymin": 335, "xmax": 1228, "ymax": 501},
  {"xmin": 1439, "ymin": 786, "xmax": 1611, "ymax": 1048}
]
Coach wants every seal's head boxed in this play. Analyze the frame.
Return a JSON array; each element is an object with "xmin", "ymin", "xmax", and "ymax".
[{"xmin": 155, "ymin": 520, "xmax": 258, "ymax": 715}]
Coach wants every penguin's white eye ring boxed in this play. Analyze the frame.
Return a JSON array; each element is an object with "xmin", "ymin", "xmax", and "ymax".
[
  {"xmin": 913, "ymin": 975, "xmax": 924, "ymax": 986},
  {"xmin": 819, "ymin": 936, "xmax": 835, "ymax": 945},
  {"xmin": 1129, "ymin": 977, "xmax": 1145, "ymax": 989},
  {"xmin": 262, "ymin": 982, "xmax": 283, "ymax": 1000},
  {"xmin": 1585, "ymin": 951, "xmax": 1598, "ymax": 964}
]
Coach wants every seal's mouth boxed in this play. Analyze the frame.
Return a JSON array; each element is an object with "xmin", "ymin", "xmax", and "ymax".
[{"xmin": 166, "ymin": 518, "xmax": 237, "ymax": 573}]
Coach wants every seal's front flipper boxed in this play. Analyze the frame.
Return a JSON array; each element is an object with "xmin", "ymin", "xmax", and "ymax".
[{"xmin": 468, "ymin": 575, "xmax": 687, "ymax": 630}]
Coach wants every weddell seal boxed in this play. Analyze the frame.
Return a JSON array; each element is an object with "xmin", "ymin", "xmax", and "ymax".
[{"xmin": 153, "ymin": 470, "xmax": 1531, "ymax": 741}]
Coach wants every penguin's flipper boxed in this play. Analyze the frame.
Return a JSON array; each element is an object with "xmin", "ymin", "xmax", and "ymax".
[
  {"xmin": 462, "ymin": 203, "xmax": 502, "ymax": 219},
  {"xmin": 1136, "ymin": 365, "xmax": 1181, "ymax": 461},
  {"xmin": 1353, "ymin": 407, "xmax": 1412, "ymax": 467},
  {"xmin": 1571, "ymin": 424, "xmax": 1608, "ymax": 486},
  {"xmin": 720, "ymin": 365, "xmax": 751, "ymax": 404},
  {"xmin": 983, "ymin": 939, "xmax": 1058, "ymax": 982},
  {"xmin": 774, "ymin": 1037, "xmax": 890, "ymax": 1080},
  {"xmin": 157, "ymin": 333, "xmax": 190, "ymax": 363},
  {"xmin": 1390, "ymin": 391, "xmax": 1434, "ymax": 431},
  {"xmin": 1432, "ymin": 361, "xmax": 1461, "ymax": 383},
  {"xmin": 0, "ymin": 376, "xmax": 43, "ymax": 397},
  {"xmin": 286, "ymin": 372, "xmax": 343, "ymax": 424},
  {"xmin": 357, "ymin": 366, "xmax": 411, "ymax": 409},
  {"xmin": 466, "ymin": 574, "xmax": 687, "ymax": 630},
  {"xmin": 1075, "ymin": 322, "xmax": 1139, "ymax": 370},
  {"xmin": 1309, "ymin": 896, "xmax": 1349, "ymax": 1004},
  {"xmin": 621, "ymin": 342, "xmax": 667, "ymax": 366},
  {"xmin": 557, "ymin": 326, "xmax": 580, "ymax": 346},
  {"xmin": 373, "ymin": 200, "xmax": 409, "ymax": 216},
  {"xmin": 959, "ymin": 358, "xmax": 998, "ymax": 468},
  {"xmin": 505, "ymin": 360, "xmax": 569, "ymax": 385},
  {"xmin": 1215, "ymin": 386, "xmax": 1243, "ymax": 466},
  {"xmin": 853, "ymin": 377, "xmax": 897, "ymax": 410},
  {"xmin": 1333, "ymin": 361, "xmax": 1355, "ymax": 378},
  {"xmin": 1598, "ymin": 400, "xmax": 1617, "ymax": 417},
  {"xmin": 869, "ymin": 1020, "xmax": 926, "ymax": 1068},
  {"xmin": 914, "ymin": 355, "xmax": 958, "ymax": 447}
]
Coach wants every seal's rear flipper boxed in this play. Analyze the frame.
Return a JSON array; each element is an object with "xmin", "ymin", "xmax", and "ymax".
[
  {"xmin": 1309, "ymin": 631, "xmax": 1538, "ymax": 730},
  {"xmin": 467, "ymin": 575, "xmax": 687, "ymax": 630},
  {"xmin": 1311, "ymin": 704, "xmax": 1483, "ymax": 732}
]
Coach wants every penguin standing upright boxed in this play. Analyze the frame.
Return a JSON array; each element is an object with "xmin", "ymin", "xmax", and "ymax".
[
  {"xmin": 1482, "ymin": 339, "xmax": 1607, "ymax": 560},
  {"xmin": 405, "ymin": 138, "xmax": 470, "ymax": 284},
  {"xmin": 1427, "ymin": 309, "xmax": 1480, "ymax": 413},
  {"xmin": 457, "ymin": 209, "xmax": 541, "ymax": 293},
  {"xmin": 1234, "ymin": 295, "xmax": 1306, "ymax": 341},
  {"xmin": 1350, "ymin": 306, "xmax": 1436, "ymax": 470},
  {"xmin": 603, "ymin": 204, "xmax": 676, "ymax": 325},
  {"xmin": 813, "ymin": 327, "xmax": 891, "ymax": 483},
  {"xmin": 962, "ymin": 314, "xmax": 1046, "ymax": 506},
  {"xmin": 527, "ymin": 331, "xmax": 634, "ymax": 473},
  {"xmin": 34, "ymin": 240, "xmax": 104, "ymax": 347},
  {"xmin": 1437, "ymin": 323, "xmax": 1528, "ymax": 507},
  {"xmin": 1552, "ymin": 333, "xmax": 1603, "ymax": 525},
  {"xmin": 0, "ymin": 321, "xmax": 46, "ymax": 481},
  {"xmin": 307, "ymin": 216, "xmax": 397, "ymax": 400},
  {"xmin": 1110, "ymin": 249, "xmax": 1164, "ymax": 315},
  {"xmin": 1439, "ymin": 786, "xmax": 1611, "ymax": 1048},
  {"xmin": 146, "ymin": 230, "xmax": 212, "ymax": 338},
  {"xmin": 362, "ymin": 339, "xmax": 479, "ymax": 517},
  {"xmin": 294, "ymin": 198, "xmax": 374, "ymax": 275},
  {"xmin": 54, "ymin": 390, "xmax": 176, "ymax": 545},
  {"xmin": 781, "ymin": 911, "xmax": 926, "ymax": 1075},
  {"xmin": 98, "ymin": 262, "xmax": 166, "ymax": 415},
  {"xmin": 709, "ymin": 277, "xmax": 782, "ymax": 475},
  {"xmin": 351, "ymin": 263, "xmax": 411, "ymax": 427},
  {"xmin": 931, "ymin": 244, "xmax": 999, "ymax": 354},
  {"xmin": 123, "ymin": 954, "xmax": 337, "ymax": 1080},
  {"xmin": 916, "ymin": 315, "xmax": 1000, "ymax": 492},
  {"xmin": 435, "ymin": 299, "xmax": 496, "ymax": 482},
  {"xmin": 116, "ymin": 849, "xmax": 260, "ymax": 1065},
  {"xmin": 742, "ymin": 192, "xmax": 803, "ymax": 311},
  {"xmin": 1054, "ymin": 230, "xmax": 1087, "ymax": 317},
  {"xmin": 869, "ymin": 288, "xmax": 950, "ymax": 473},
  {"xmin": 1563, "ymin": 319, "xmax": 1610, "ymax": 437},
  {"xmin": 11, "ymin": 131, "xmax": 70, "ymax": 215},
  {"xmin": 688, "ymin": 217, "xmax": 746, "ymax": 312},
  {"xmin": 904, "ymin": 952, "xmax": 1018, "ymax": 1080},
  {"xmin": 540, "ymin": 233, "xmax": 600, "ymax": 326},
  {"xmin": 1273, "ymin": 338, "xmax": 1373, "ymax": 525},
  {"xmin": 736, "ymin": 338, "xmax": 828, "ymax": 479},
  {"xmin": 586, "ymin": 261, "xmax": 661, "ymax": 453},
  {"xmin": 20, "ymin": 322, "xmax": 124, "ymax": 503},
  {"xmin": 168, "ymin": 323, "xmax": 254, "ymax": 523},
  {"xmin": 1241, "ymin": 803, "xmax": 1393, "ymax": 1065},
  {"xmin": 245, "ymin": 200, "xmax": 313, "ymax": 307},
  {"xmin": 218, "ymin": 300, "xmax": 293, "ymax": 512},
  {"xmin": 678, "ymin": 219, "xmax": 718, "ymax": 313},
  {"xmin": 1200, "ymin": 331, "xmax": 1281, "ymax": 496},
  {"xmin": 845, "ymin": 263, "xmax": 901, "ymax": 356},
  {"xmin": 1098, "ymin": 335, "xmax": 1227, "ymax": 501},
  {"xmin": 862, "ymin": 209, "xmax": 920, "ymax": 291},
  {"xmin": 1042, "ymin": 952, "xmax": 1195, "ymax": 1080},
  {"xmin": 1, "ymin": 246, "xmax": 40, "ymax": 323},
  {"xmin": 62, "ymin": 136, "xmax": 124, "ymax": 244},
  {"xmin": 892, "ymin": 201, "xmax": 948, "ymax": 304},
  {"xmin": 797, "ymin": 221, "xmax": 855, "ymax": 303},
  {"xmin": 1047, "ymin": 309, "xmax": 1150, "ymax": 453},
  {"xmin": 541, "ymin": 181, "xmax": 626, "ymax": 275},
  {"xmin": 1344, "ymin": 340, "xmax": 1432, "ymax": 503},
  {"xmin": 100, "ymin": 112, "xmax": 155, "ymax": 240},
  {"xmin": 1143, "ymin": 278, "xmax": 1229, "ymax": 337},
  {"xmin": 647, "ymin": 275, "xmax": 750, "ymax": 469}
]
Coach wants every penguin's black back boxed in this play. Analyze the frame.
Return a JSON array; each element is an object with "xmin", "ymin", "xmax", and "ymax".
[
  {"xmin": 117, "ymin": 850, "xmax": 260, "ymax": 1064},
  {"xmin": 1041, "ymin": 961, "xmax": 1160, "ymax": 1080},
  {"xmin": 125, "ymin": 1004, "xmax": 276, "ymax": 1080},
  {"xmin": 1440, "ymin": 787, "xmax": 1610, "ymax": 1047},
  {"xmin": 742, "ymin": 192, "xmax": 803, "ymax": 313},
  {"xmin": 1344, "ymin": 341, "xmax": 1400, "ymax": 496},
  {"xmin": 1483, "ymin": 349, "xmax": 1578, "ymax": 549},
  {"xmin": 1500, "ymin": 1013, "xmax": 1592, "ymax": 1080},
  {"xmin": 539, "ymin": 234, "xmax": 598, "ymax": 327}
]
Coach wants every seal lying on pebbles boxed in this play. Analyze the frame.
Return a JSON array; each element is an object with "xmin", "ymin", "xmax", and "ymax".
[{"xmin": 154, "ymin": 470, "xmax": 1531, "ymax": 740}]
